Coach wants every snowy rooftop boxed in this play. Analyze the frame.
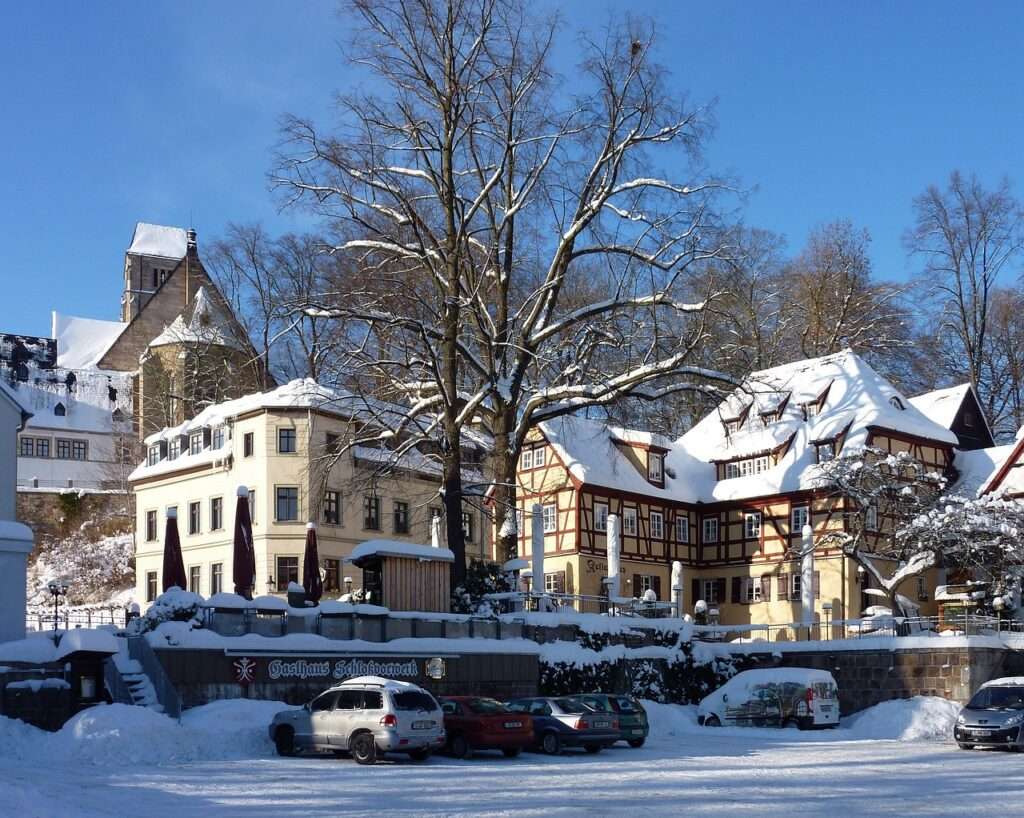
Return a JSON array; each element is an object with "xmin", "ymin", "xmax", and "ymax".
[
  {"xmin": 348, "ymin": 539, "xmax": 455, "ymax": 563},
  {"xmin": 950, "ymin": 445, "xmax": 1014, "ymax": 497},
  {"xmin": 53, "ymin": 313, "xmax": 126, "ymax": 371},
  {"xmin": 148, "ymin": 287, "xmax": 245, "ymax": 351},
  {"xmin": 15, "ymin": 369, "xmax": 132, "ymax": 435},
  {"xmin": 908, "ymin": 383, "xmax": 972, "ymax": 430},
  {"xmin": 127, "ymin": 222, "xmax": 188, "ymax": 259}
]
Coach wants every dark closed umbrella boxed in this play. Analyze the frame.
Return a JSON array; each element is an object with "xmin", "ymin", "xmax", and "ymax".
[
  {"xmin": 161, "ymin": 509, "xmax": 187, "ymax": 592},
  {"xmin": 302, "ymin": 522, "xmax": 323, "ymax": 604},
  {"xmin": 232, "ymin": 485, "xmax": 256, "ymax": 600}
]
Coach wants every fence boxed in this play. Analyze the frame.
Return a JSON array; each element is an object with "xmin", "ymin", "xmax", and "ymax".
[
  {"xmin": 484, "ymin": 591, "xmax": 677, "ymax": 618},
  {"xmin": 693, "ymin": 614, "xmax": 1024, "ymax": 644},
  {"xmin": 26, "ymin": 607, "xmax": 130, "ymax": 633}
]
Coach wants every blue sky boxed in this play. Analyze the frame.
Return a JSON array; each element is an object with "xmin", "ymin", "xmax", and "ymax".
[{"xmin": 2, "ymin": 0, "xmax": 1023, "ymax": 337}]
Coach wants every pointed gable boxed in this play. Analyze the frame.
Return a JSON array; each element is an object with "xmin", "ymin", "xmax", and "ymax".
[{"xmin": 909, "ymin": 383, "xmax": 994, "ymax": 450}]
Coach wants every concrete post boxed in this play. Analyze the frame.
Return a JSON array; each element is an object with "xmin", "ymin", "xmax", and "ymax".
[
  {"xmin": 606, "ymin": 513, "xmax": 621, "ymax": 600},
  {"xmin": 801, "ymin": 523, "xmax": 815, "ymax": 628},
  {"xmin": 531, "ymin": 503, "xmax": 545, "ymax": 603}
]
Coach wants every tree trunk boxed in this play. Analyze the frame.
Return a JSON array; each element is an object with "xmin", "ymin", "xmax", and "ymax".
[
  {"xmin": 491, "ymin": 415, "xmax": 517, "ymax": 563},
  {"xmin": 443, "ymin": 444, "xmax": 467, "ymax": 588}
]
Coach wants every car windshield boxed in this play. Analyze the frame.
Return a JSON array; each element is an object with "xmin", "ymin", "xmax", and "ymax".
[
  {"xmin": 613, "ymin": 697, "xmax": 639, "ymax": 713},
  {"xmin": 467, "ymin": 698, "xmax": 509, "ymax": 714},
  {"xmin": 579, "ymin": 696, "xmax": 610, "ymax": 712},
  {"xmin": 392, "ymin": 691, "xmax": 437, "ymax": 711},
  {"xmin": 967, "ymin": 686, "xmax": 1024, "ymax": 710},
  {"xmin": 553, "ymin": 697, "xmax": 592, "ymax": 714}
]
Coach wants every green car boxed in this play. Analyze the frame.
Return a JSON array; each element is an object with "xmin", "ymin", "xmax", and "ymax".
[{"xmin": 577, "ymin": 693, "xmax": 649, "ymax": 748}]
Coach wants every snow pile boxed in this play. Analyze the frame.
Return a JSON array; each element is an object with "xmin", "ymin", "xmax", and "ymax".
[
  {"xmin": 842, "ymin": 696, "xmax": 961, "ymax": 741},
  {"xmin": 54, "ymin": 628, "xmax": 118, "ymax": 659}
]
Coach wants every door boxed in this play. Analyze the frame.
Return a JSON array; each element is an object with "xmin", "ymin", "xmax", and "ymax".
[
  {"xmin": 330, "ymin": 688, "xmax": 364, "ymax": 746},
  {"xmin": 307, "ymin": 691, "xmax": 339, "ymax": 747}
]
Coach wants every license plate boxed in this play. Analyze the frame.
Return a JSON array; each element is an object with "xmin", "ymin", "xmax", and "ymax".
[
  {"xmin": 504, "ymin": 721, "xmax": 523, "ymax": 729},
  {"xmin": 413, "ymin": 720, "xmax": 433, "ymax": 730},
  {"xmin": 631, "ymin": 729, "xmax": 644, "ymax": 735},
  {"xmin": 974, "ymin": 730, "xmax": 992, "ymax": 738},
  {"xmin": 592, "ymin": 720, "xmax": 610, "ymax": 728},
  {"xmin": 820, "ymin": 705, "xmax": 832, "ymax": 712}
]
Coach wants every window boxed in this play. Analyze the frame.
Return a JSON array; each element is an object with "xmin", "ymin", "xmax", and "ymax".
[
  {"xmin": 146, "ymin": 571, "xmax": 158, "ymax": 603},
  {"xmin": 648, "ymin": 452, "xmax": 664, "ymax": 483},
  {"xmin": 323, "ymin": 491, "xmax": 342, "ymax": 526},
  {"xmin": 890, "ymin": 396, "xmax": 905, "ymax": 410},
  {"xmin": 148, "ymin": 445, "xmax": 160, "ymax": 466},
  {"xmin": 394, "ymin": 501, "xmax": 410, "ymax": 534},
  {"xmin": 963, "ymin": 409, "xmax": 975, "ymax": 429},
  {"xmin": 702, "ymin": 517, "xmax": 719, "ymax": 543},
  {"xmin": 54, "ymin": 402, "xmax": 66, "ymax": 417},
  {"xmin": 35, "ymin": 438, "xmax": 49, "ymax": 458},
  {"xmin": 275, "ymin": 487, "xmax": 299, "ymax": 521},
  {"xmin": 145, "ymin": 510, "xmax": 158, "ymax": 542},
  {"xmin": 675, "ymin": 515, "xmax": 689, "ymax": 543},
  {"xmin": 754, "ymin": 456, "xmax": 769, "ymax": 473},
  {"xmin": 724, "ymin": 419, "xmax": 741, "ymax": 435},
  {"xmin": 325, "ymin": 432, "xmax": 341, "ymax": 454},
  {"xmin": 533, "ymin": 447, "xmax": 545, "ymax": 468},
  {"xmin": 520, "ymin": 449, "xmax": 534, "ymax": 470},
  {"xmin": 791, "ymin": 505, "xmax": 809, "ymax": 532},
  {"xmin": 71, "ymin": 440, "xmax": 87, "ymax": 460},
  {"xmin": 594, "ymin": 502, "xmax": 608, "ymax": 532},
  {"xmin": 743, "ymin": 576, "xmax": 764, "ymax": 603},
  {"xmin": 364, "ymin": 495, "xmax": 381, "ymax": 530},
  {"xmin": 210, "ymin": 563, "xmax": 223, "ymax": 595},
  {"xmin": 650, "ymin": 511, "xmax": 664, "ymax": 539},
  {"xmin": 623, "ymin": 508, "xmax": 637, "ymax": 536},
  {"xmin": 275, "ymin": 556, "xmax": 299, "ymax": 592},
  {"xmin": 790, "ymin": 573, "xmax": 802, "ymax": 598},
  {"xmin": 278, "ymin": 428, "xmax": 296, "ymax": 453},
  {"xmin": 210, "ymin": 497, "xmax": 223, "ymax": 531},
  {"xmin": 188, "ymin": 566, "xmax": 201, "ymax": 594},
  {"xmin": 744, "ymin": 512, "xmax": 761, "ymax": 539},
  {"xmin": 816, "ymin": 441, "xmax": 835, "ymax": 462},
  {"xmin": 725, "ymin": 462, "xmax": 740, "ymax": 479},
  {"xmin": 461, "ymin": 510, "xmax": 474, "ymax": 541},
  {"xmin": 542, "ymin": 504, "xmax": 557, "ymax": 533},
  {"xmin": 243, "ymin": 432, "xmax": 254, "ymax": 457},
  {"xmin": 189, "ymin": 431, "xmax": 203, "ymax": 455},
  {"xmin": 700, "ymin": 578, "xmax": 720, "ymax": 604},
  {"xmin": 324, "ymin": 559, "xmax": 340, "ymax": 592},
  {"xmin": 917, "ymin": 575, "xmax": 929, "ymax": 601},
  {"xmin": 804, "ymin": 402, "xmax": 819, "ymax": 419},
  {"xmin": 188, "ymin": 501, "xmax": 201, "ymax": 535},
  {"xmin": 212, "ymin": 427, "xmax": 225, "ymax": 449},
  {"xmin": 168, "ymin": 437, "xmax": 180, "ymax": 460},
  {"xmin": 19, "ymin": 437, "xmax": 33, "ymax": 457},
  {"xmin": 55, "ymin": 438, "xmax": 71, "ymax": 459},
  {"xmin": 544, "ymin": 571, "xmax": 566, "ymax": 594},
  {"xmin": 248, "ymin": 490, "xmax": 256, "ymax": 525},
  {"xmin": 865, "ymin": 502, "xmax": 879, "ymax": 532},
  {"xmin": 638, "ymin": 575, "xmax": 657, "ymax": 595}
]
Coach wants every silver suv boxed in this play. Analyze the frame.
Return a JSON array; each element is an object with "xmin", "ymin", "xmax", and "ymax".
[{"xmin": 269, "ymin": 676, "xmax": 446, "ymax": 764}]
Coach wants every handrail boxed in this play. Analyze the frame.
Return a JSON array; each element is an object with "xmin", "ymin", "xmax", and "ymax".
[
  {"xmin": 103, "ymin": 657, "xmax": 135, "ymax": 706},
  {"xmin": 483, "ymin": 590, "xmax": 678, "ymax": 618},
  {"xmin": 126, "ymin": 635, "xmax": 182, "ymax": 719}
]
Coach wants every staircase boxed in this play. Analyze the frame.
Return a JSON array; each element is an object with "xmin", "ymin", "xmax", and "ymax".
[{"xmin": 105, "ymin": 638, "xmax": 164, "ymax": 713}]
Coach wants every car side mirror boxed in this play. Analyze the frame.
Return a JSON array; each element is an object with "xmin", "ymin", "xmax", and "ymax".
[
  {"xmin": 722, "ymin": 694, "xmax": 728, "ymax": 703},
  {"xmin": 304, "ymin": 702, "xmax": 311, "ymax": 711}
]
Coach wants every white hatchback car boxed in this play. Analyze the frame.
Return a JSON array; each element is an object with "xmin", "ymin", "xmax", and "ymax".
[{"xmin": 698, "ymin": 668, "xmax": 840, "ymax": 730}]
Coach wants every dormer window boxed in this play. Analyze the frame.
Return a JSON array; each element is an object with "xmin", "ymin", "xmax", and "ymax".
[
  {"xmin": 816, "ymin": 441, "xmax": 836, "ymax": 463},
  {"xmin": 803, "ymin": 402, "xmax": 819, "ymax": 419},
  {"xmin": 648, "ymin": 452, "xmax": 664, "ymax": 483},
  {"xmin": 189, "ymin": 431, "xmax": 204, "ymax": 455},
  {"xmin": 889, "ymin": 396, "xmax": 904, "ymax": 410},
  {"xmin": 168, "ymin": 437, "xmax": 181, "ymax": 460},
  {"xmin": 54, "ymin": 402, "xmax": 66, "ymax": 417},
  {"xmin": 147, "ymin": 445, "xmax": 160, "ymax": 467},
  {"xmin": 724, "ymin": 419, "xmax": 742, "ymax": 435}
]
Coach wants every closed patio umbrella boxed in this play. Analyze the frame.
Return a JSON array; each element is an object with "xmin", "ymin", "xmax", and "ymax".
[
  {"xmin": 302, "ymin": 522, "xmax": 323, "ymax": 604},
  {"xmin": 232, "ymin": 486, "xmax": 256, "ymax": 600},
  {"xmin": 161, "ymin": 508, "xmax": 187, "ymax": 592}
]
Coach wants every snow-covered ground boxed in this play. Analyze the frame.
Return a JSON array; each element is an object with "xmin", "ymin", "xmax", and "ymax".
[{"xmin": 1, "ymin": 696, "xmax": 1021, "ymax": 817}]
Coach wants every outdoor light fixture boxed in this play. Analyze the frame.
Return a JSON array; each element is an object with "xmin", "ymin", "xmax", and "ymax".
[
  {"xmin": 47, "ymin": 580, "xmax": 70, "ymax": 636},
  {"xmin": 856, "ymin": 565, "xmax": 866, "ymax": 586}
]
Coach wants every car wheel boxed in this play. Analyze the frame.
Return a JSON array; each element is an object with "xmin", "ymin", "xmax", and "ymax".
[
  {"xmin": 448, "ymin": 733, "xmax": 471, "ymax": 759},
  {"xmin": 502, "ymin": 747, "xmax": 522, "ymax": 758},
  {"xmin": 703, "ymin": 715, "xmax": 721, "ymax": 727},
  {"xmin": 351, "ymin": 732, "xmax": 377, "ymax": 765},
  {"xmin": 274, "ymin": 726, "xmax": 296, "ymax": 757},
  {"xmin": 541, "ymin": 731, "xmax": 562, "ymax": 755},
  {"xmin": 584, "ymin": 743, "xmax": 602, "ymax": 754},
  {"xmin": 408, "ymin": 748, "xmax": 431, "ymax": 762},
  {"xmin": 783, "ymin": 718, "xmax": 800, "ymax": 730},
  {"xmin": 627, "ymin": 738, "xmax": 646, "ymax": 748},
  {"xmin": 957, "ymin": 743, "xmax": 974, "ymax": 751}
]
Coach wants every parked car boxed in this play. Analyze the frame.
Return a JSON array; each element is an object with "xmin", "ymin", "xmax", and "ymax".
[
  {"xmin": 698, "ymin": 668, "xmax": 840, "ymax": 730},
  {"xmin": 576, "ymin": 693, "xmax": 649, "ymax": 747},
  {"xmin": 269, "ymin": 676, "xmax": 446, "ymax": 764},
  {"xmin": 955, "ymin": 677, "xmax": 1024, "ymax": 751},
  {"xmin": 506, "ymin": 696, "xmax": 619, "ymax": 754},
  {"xmin": 438, "ymin": 696, "xmax": 534, "ymax": 758}
]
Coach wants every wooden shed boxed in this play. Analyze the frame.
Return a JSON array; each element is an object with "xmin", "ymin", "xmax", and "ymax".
[{"xmin": 348, "ymin": 540, "xmax": 453, "ymax": 613}]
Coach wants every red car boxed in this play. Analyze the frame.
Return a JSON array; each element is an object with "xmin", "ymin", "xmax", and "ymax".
[{"xmin": 439, "ymin": 696, "xmax": 534, "ymax": 758}]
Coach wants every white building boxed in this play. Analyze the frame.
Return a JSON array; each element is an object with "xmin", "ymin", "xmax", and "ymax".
[{"xmin": 0, "ymin": 379, "xmax": 34, "ymax": 642}]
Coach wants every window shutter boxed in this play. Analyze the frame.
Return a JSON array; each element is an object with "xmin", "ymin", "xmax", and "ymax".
[
  {"xmin": 652, "ymin": 575, "xmax": 662, "ymax": 599},
  {"xmin": 715, "ymin": 578, "xmax": 726, "ymax": 604},
  {"xmin": 692, "ymin": 578, "xmax": 701, "ymax": 603},
  {"xmin": 778, "ymin": 573, "xmax": 788, "ymax": 601},
  {"xmin": 633, "ymin": 574, "xmax": 642, "ymax": 598},
  {"xmin": 556, "ymin": 571, "xmax": 566, "ymax": 594},
  {"xmin": 731, "ymin": 577, "xmax": 742, "ymax": 604},
  {"xmin": 760, "ymin": 575, "xmax": 772, "ymax": 602},
  {"xmin": 813, "ymin": 570, "xmax": 821, "ymax": 600}
]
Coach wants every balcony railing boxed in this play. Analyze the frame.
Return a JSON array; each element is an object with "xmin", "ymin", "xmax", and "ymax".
[{"xmin": 484, "ymin": 591, "xmax": 678, "ymax": 618}]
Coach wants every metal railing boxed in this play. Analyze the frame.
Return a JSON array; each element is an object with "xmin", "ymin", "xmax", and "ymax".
[
  {"xmin": 103, "ymin": 657, "xmax": 136, "ymax": 706},
  {"xmin": 126, "ymin": 635, "xmax": 182, "ymax": 719},
  {"xmin": 693, "ymin": 614, "xmax": 1024, "ymax": 644},
  {"xmin": 26, "ymin": 607, "xmax": 130, "ymax": 633},
  {"xmin": 484, "ymin": 591, "xmax": 678, "ymax": 618}
]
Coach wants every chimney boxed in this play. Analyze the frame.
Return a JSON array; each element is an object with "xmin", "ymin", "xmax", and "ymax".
[{"xmin": 186, "ymin": 228, "xmax": 198, "ymax": 253}]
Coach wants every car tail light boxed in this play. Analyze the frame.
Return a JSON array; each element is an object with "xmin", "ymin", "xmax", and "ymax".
[
  {"xmin": 380, "ymin": 714, "xmax": 398, "ymax": 728},
  {"xmin": 612, "ymin": 718, "xmax": 619, "ymax": 730},
  {"xmin": 806, "ymin": 688, "xmax": 815, "ymax": 706},
  {"xmin": 574, "ymin": 718, "xmax": 586, "ymax": 730}
]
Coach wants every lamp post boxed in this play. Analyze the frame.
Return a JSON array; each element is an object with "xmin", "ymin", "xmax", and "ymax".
[
  {"xmin": 822, "ymin": 601, "xmax": 833, "ymax": 641},
  {"xmin": 47, "ymin": 580, "xmax": 69, "ymax": 638}
]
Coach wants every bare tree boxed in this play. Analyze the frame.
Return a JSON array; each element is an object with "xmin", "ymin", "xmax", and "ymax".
[{"xmin": 274, "ymin": 0, "xmax": 740, "ymax": 578}]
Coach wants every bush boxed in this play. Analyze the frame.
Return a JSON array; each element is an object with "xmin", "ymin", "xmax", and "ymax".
[
  {"xmin": 133, "ymin": 588, "xmax": 204, "ymax": 634},
  {"xmin": 451, "ymin": 559, "xmax": 512, "ymax": 614}
]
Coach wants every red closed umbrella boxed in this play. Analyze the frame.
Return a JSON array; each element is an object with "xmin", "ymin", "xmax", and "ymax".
[
  {"xmin": 232, "ymin": 486, "xmax": 256, "ymax": 600},
  {"xmin": 302, "ymin": 522, "xmax": 323, "ymax": 604},
  {"xmin": 161, "ymin": 508, "xmax": 187, "ymax": 592}
]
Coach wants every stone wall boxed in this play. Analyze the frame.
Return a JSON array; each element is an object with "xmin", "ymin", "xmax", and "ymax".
[{"xmin": 17, "ymin": 489, "xmax": 132, "ymax": 543}]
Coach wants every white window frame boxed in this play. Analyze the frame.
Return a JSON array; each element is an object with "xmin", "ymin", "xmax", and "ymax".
[
  {"xmin": 790, "ymin": 573, "xmax": 802, "ymax": 598},
  {"xmin": 744, "ymin": 512, "xmax": 761, "ymax": 540},
  {"xmin": 805, "ymin": 402, "xmax": 820, "ymax": 419},
  {"xmin": 521, "ymin": 448, "xmax": 534, "ymax": 470},
  {"xmin": 791, "ymin": 505, "xmax": 809, "ymax": 532},
  {"xmin": 650, "ymin": 511, "xmax": 664, "ymax": 540},
  {"xmin": 594, "ymin": 502, "xmax": 609, "ymax": 532},
  {"xmin": 725, "ymin": 462, "xmax": 740, "ymax": 479},
  {"xmin": 754, "ymin": 456, "xmax": 770, "ymax": 474},
  {"xmin": 542, "ymin": 503, "xmax": 557, "ymax": 533},
  {"xmin": 675, "ymin": 515, "xmax": 689, "ymax": 543},
  {"xmin": 533, "ymin": 447, "xmax": 545, "ymax": 468},
  {"xmin": 744, "ymin": 576, "xmax": 763, "ymax": 603},
  {"xmin": 817, "ymin": 441, "xmax": 835, "ymax": 462},
  {"xmin": 648, "ymin": 452, "xmax": 664, "ymax": 483},
  {"xmin": 623, "ymin": 508, "xmax": 638, "ymax": 536},
  {"xmin": 740, "ymin": 459, "xmax": 754, "ymax": 477},
  {"xmin": 702, "ymin": 517, "xmax": 718, "ymax": 543},
  {"xmin": 700, "ymin": 578, "xmax": 719, "ymax": 604}
]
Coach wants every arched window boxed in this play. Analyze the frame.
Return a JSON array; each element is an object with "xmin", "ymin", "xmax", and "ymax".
[{"xmin": 54, "ymin": 402, "xmax": 66, "ymax": 417}]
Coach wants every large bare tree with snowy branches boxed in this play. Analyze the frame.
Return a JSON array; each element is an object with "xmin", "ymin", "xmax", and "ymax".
[{"xmin": 274, "ymin": 0, "xmax": 739, "ymax": 578}]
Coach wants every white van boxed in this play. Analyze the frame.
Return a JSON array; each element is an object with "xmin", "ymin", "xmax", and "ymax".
[{"xmin": 698, "ymin": 668, "xmax": 840, "ymax": 730}]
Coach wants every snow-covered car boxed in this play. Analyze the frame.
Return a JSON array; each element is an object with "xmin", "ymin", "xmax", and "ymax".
[
  {"xmin": 955, "ymin": 677, "xmax": 1024, "ymax": 751},
  {"xmin": 698, "ymin": 668, "xmax": 840, "ymax": 730},
  {"xmin": 268, "ymin": 676, "xmax": 446, "ymax": 764}
]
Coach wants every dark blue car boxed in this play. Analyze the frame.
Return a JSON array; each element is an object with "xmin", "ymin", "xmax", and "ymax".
[{"xmin": 506, "ymin": 696, "xmax": 619, "ymax": 754}]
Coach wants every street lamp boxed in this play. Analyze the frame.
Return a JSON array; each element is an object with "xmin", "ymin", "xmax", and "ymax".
[
  {"xmin": 47, "ymin": 580, "xmax": 69, "ymax": 637},
  {"xmin": 822, "ymin": 601, "xmax": 833, "ymax": 641}
]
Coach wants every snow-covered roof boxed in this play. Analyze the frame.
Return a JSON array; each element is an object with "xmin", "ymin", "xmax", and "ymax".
[
  {"xmin": 52, "ymin": 313, "xmax": 126, "ymax": 370},
  {"xmin": 16, "ymin": 370, "xmax": 132, "ymax": 435},
  {"xmin": 951, "ymin": 445, "xmax": 1014, "ymax": 497},
  {"xmin": 54, "ymin": 628, "xmax": 119, "ymax": 659},
  {"xmin": 335, "ymin": 676, "xmax": 426, "ymax": 692},
  {"xmin": 908, "ymin": 383, "xmax": 973, "ymax": 430},
  {"xmin": 127, "ymin": 222, "xmax": 188, "ymax": 259},
  {"xmin": 148, "ymin": 287, "xmax": 246, "ymax": 351},
  {"xmin": 348, "ymin": 539, "xmax": 455, "ymax": 563},
  {"xmin": 0, "ymin": 378, "xmax": 32, "ymax": 427}
]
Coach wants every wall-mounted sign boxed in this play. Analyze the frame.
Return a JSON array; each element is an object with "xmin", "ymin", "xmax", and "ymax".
[
  {"xmin": 262, "ymin": 657, "xmax": 420, "ymax": 681},
  {"xmin": 233, "ymin": 657, "xmax": 257, "ymax": 685},
  {"xmin": 425, "ymin": 657, "xmax": 446, "ymax": 680}
]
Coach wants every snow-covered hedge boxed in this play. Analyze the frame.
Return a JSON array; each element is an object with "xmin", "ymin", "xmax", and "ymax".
[
  {"xmin": 451, "ymin": 559, "xmax": 512, "ymax": 614},
  {"xmin": 134, "ymin": 588, "xmax": 204, "ymax": 634}
]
